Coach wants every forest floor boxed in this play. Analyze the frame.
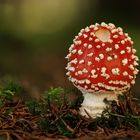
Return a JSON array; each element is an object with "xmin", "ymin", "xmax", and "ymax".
[{"xmin": 0, "ymin": 81, "xmax": 140, "ymax": 140}]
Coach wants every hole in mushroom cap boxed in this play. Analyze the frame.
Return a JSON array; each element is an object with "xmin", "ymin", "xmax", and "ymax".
[{"xmin": 95, "ymin": 27, "xmax": 111, "ymax": 42}]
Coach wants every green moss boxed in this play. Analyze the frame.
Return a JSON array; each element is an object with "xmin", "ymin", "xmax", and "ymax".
[
  {"xmin": 0, "ymin": 80, "xmax": 23, "ymax": 100},
  {"xmin": 25, "ymin": 99, "xmax": 46, "ymax": 115},
  {"xmin": 43, "ymin": 87, "xmax": 66, "ymax": 108},
  {"xmin": 57, "ymin": 121, "xmax": 74, "ymax": 138},
  {"xmin": 43, "ymin": 87, "xmax": 84, "ymax": 108}
]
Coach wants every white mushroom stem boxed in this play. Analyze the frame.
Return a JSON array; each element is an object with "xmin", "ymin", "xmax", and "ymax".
[{"xmin": 79, "ymin": 91, "xmax": 120, "ymax": 118}]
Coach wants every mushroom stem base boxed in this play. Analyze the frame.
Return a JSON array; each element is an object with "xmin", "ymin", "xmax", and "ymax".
[{"xmin": 79, "ymin": 91, "xmax": 119, "ymax": 118}]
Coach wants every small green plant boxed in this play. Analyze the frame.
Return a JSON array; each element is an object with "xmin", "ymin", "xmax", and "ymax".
[
  {"xmin": 43, "ymin": 87, "xmax": 66, "ymax": 108},
  {"xmin": 25, "ymin": 99, "xmax": 46, "ymax": 115},
  {"xmin": 0, "ymin": 80, "xmax": 23, "ymax": 100},
  {"xmin": 26, "ymin": 87, "xmax": 77, "ymax": 115},
  {"xmin": 43, "ymin": 87, "xmax": 84, "ymax": 108},
  {"xmin": 57, "ymin": 121, "xmax": 74, "ymax": 138},
  {"xmin": 0, "ymin": 80, "xmax": 24, "ymax": 108}
]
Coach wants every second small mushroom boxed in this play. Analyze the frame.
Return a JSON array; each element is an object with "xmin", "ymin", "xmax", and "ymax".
[{"xmin": 66, "ymin": 22, "xmax": 139, "ymax": 118}]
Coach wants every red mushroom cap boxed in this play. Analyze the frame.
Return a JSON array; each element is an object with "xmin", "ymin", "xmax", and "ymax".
[{"xmin": 66, "ymin": 22, "xmax": 139, "ymax": 94}]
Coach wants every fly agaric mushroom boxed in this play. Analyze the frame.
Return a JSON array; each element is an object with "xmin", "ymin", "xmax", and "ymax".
[{"xmin": 66, "ymin": 22, "xmax": 139, "ymax": 118}]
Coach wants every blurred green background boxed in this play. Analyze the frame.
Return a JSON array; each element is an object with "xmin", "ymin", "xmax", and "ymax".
[{"xmin": 0, "ymin": 0, "xmax": 140, "ymax": 96}]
